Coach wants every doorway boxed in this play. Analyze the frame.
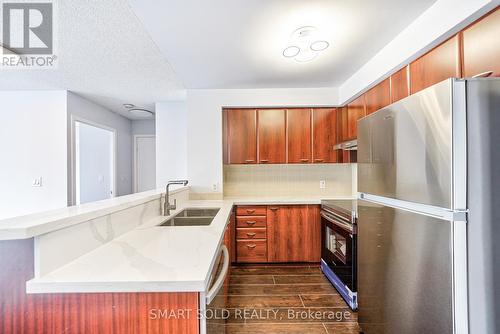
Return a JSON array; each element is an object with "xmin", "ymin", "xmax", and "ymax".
[
  {"xmin": 73, "ymin": 119, "xmax": 116, "ymax": 205},
  {"xmin": 134, "ymin": 135, "xmax": 156, "ymax": 192}
]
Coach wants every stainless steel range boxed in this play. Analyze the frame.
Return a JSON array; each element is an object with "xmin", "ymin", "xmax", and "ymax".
[{"xmin": 320, "ymin": 199, "xmax": 357, "ymax": 310}]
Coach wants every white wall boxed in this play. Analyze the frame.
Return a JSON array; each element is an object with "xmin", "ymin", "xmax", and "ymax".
[
  {"xmin": 185, "ymin": 87, "xmax": 338, "ymax": 194},
  {"xmin": 339, "ymin": 0, "xmax": 499, "ymax": 103},
  {"xmin": 67, "ymin": 92, "xmax": 133, "ymax": 199},
  {"xmin": 76, "ymin": 122, "xmax": 114, "ymax": 204},
  {"xmin": 0, "ymin": 91, "xmax": 68, "ymax": 220},
  {"xmin": 155, "ymin": 101, "xmax": 188, "ymax": 188},
  {"xmin": 132, "ymin": 119, "xmax": 155, "ymax": 135}
]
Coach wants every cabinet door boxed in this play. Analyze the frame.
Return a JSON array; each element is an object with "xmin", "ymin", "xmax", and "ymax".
[
  {"xmin": 312, "ymin": 108, "xmax": 338, "ymax": 163},
  {"xmin": 287, "ymin": 108, "xmax": 312, "ymax": 163},
  {"xmin": 347, "ymin": 95, "xmax": 366, "ymax": 140},
  {"xmin": 463, "ymin": 8, "xmax": 500, "ymax": 78},
  {"xmin": 338, "ymin": 106, "xmax": 348, "ymax": 142},
  {"xmin": 267, "ymin": 205, "xmax": 321, "ymax": 262},
  {"xmin": 410, "ymin": 34, "xmax": 461, "ymax": 94},
  {"xmin": 258, "ymin": 109, "xmax": 286, "ymax": 164},
  {"xmin": 390, "ymin": 66, "xmax": 410, "ymax": 103},
  {"xmin": 227, "ymin": 109, "xmax": 257, "ymax": 164},
  {"xmin": 365, "ymin": 78, "xmax": 391, "ymax": 115}
]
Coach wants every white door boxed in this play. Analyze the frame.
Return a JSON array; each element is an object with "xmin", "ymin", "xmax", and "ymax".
[
  {"xmin": 75, "ymin": 121, "xmax": 115, "ymax": 204},
  {"xmin": 135, "ymin": 136, "xmax": 156, "ymax": 192}
]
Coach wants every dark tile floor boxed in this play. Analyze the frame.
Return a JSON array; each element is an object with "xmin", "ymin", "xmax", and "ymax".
[{"xmin": 220, "ymin": 264, "xmax": 360, "ymax": 334}]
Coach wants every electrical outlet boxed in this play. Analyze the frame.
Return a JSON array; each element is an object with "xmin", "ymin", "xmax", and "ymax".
[
  {"xmin": 319, "ymin": 180, "xmax": 326, "ymax": 189},
  {"xmin": 211, "ymin": 183, "xmax": 218, "ymax": 192},
  {"xmin": 32, "ymin": 177, "xmax": 42, "ymax": 187}
]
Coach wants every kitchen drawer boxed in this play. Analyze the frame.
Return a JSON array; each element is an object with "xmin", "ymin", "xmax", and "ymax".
[
  {"xmin": 236, "ymin": 206, "xmax": 267, "ymax": 216},
  {"xmin": 236, "ymin": 216, "xmax": 267, "ymax": 228},
  {"xmin": 236, "ymin": 227, "xmax": 267, "ymax": 240},
  {"xmin": 236, "ymin": 240, "xmax": 267, "ymax": 263}
]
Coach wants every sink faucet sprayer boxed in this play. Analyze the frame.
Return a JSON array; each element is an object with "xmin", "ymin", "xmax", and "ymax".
[{"xmin": 163, "ymin": 180, "xmax": 189, "ymax": 216}]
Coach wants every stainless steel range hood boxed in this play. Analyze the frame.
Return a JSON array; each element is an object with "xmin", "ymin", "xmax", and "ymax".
[{"xmin": 334, "ymin": 139, "xmax": 357, "ymax": 151}]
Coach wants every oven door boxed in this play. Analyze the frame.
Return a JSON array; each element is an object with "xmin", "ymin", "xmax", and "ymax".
[{"xmin": 321, "ymin": 211, "xmax": 356, "ymax": 292}]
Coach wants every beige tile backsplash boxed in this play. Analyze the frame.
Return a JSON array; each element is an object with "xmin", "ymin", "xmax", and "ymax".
[{"xmin": 223, "ymin": 164, "xmax": 357, "ymax": 198}]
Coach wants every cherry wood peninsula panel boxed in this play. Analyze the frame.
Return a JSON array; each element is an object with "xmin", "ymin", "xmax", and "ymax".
[{"xmin": 0, "ymin": 239, "xmax": 199, "ymax": 334}]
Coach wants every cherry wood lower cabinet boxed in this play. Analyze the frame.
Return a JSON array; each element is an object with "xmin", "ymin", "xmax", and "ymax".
[
  {"xmin": 0, "ymin": 239, "xmax": 199, "ymax": 334},
  {"xmin": 267, "ymin": 205, "xmax": 321, "ymax": 263}
]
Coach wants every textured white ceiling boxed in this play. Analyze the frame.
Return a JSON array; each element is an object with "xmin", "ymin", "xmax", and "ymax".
[
  {"xmin": 130, "ymin": 0, "xmax": 437, "ymax": 89},
  {"xmin": 0, "ymin": 0, "xmax": 184, "ymax": 119}
]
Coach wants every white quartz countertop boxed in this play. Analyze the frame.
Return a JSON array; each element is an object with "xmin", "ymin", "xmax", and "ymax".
[
  {"xmin": 0, "ymin": 187, "xmax": 187, "ymax": 240},
  {"xmin": 26, "ymin": 196, "xmax": 354, "ymax": 294}
]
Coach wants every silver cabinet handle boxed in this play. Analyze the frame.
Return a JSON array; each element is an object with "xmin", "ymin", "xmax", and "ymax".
[
  {"xmin": 472, "ymin": 71, "xmax": 493, "ymax": 78},
  {"xmin": 206, "ymin": 245, "xmax": 229, "ymax": 305},
  {"xmin": 246, "ymin": 244, "xmax": 257, "ymax": 249},
  {"xmin": 245, "ymin": 159, "xmax": 255, "ymax": 163},
  {"xmin": 246, "ymin": 233, "xmax": 256, "ymax": 237},
  {"xmin": 246, "ymin": 221, "xmax": 256, "ymax": 225}
]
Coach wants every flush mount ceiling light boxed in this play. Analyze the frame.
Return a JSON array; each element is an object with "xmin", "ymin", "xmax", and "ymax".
[
  {"xmin": 123, "ymin": 103, "xmax": 135, "ymax": 109},
  {"xmin": 129, "ymin": 108, "xmax": 154, "ymax": 117},
  {"xmin": 282, "ymin": 26, "xmax": 330, "ymax": 63}
]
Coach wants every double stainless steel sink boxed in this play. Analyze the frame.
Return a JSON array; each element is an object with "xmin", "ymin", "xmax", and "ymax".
[{"xmin": 159, "ymin": 208, "xmax": 220, "ymax": 227}]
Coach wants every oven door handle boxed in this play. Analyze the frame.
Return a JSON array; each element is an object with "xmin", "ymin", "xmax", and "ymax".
[
  {"xmin": 321, "ymin": 212, "xmax": 353, "ymax": 233},
  {"xmin": 206, "ymin": 245, "xmax": 229, "ymax": 305}
]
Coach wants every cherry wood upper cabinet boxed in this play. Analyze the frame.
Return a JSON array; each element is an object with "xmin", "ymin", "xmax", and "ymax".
[
  {"xmin": 390, "ymin": 66, "xmax": 410, "ymax": 103},
  {"xmin": 346, "ymin": 95, "xmax": 366, "ymax": 140},
  {"xmin": 258, "ymin": 109, "xmax": 286, "ymax": 164},
  {"xmin": 227, "ymin": 109, "xmax": 257, "ymax": 164},
  {"xmin": 287, "ymin": 108, "xmax": 312, "ymax": 163},
  {"xmin": 312, "ymin": 108, "xmax": 338, "ymax": 163},
  {"xmin": 337, "ymin": 106, "xmax": 348, "ymax": 143},
  {"xmin": 365, "ymin": 78, "xmax": 391, "ymax": 115},
  {"xmin": 267, "ymin": 205, "xmax": 321, "ymax": 262},
  {"xmin": 410, "ymin": 34, "xmax": 462, "ymax": 94},
  {"xmin": 463, "ymin": 8, "xmax": 500, "ymax": 78}
]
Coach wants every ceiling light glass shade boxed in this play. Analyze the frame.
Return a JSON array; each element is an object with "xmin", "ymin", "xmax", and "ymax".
[
  {"xmin": 129, "ymin": 108, "xmax": 154, "ymax": 117},
  {"xmin": 310, "ymin": 40, "xmax": 329, "ymax": 51},
  {"xmin": 283, "ymin": 46, "xmax": 300, "ymax": 58},
  {"xmin": 294, "ymin": 49, "xmax": 318, "ymax": 63}
]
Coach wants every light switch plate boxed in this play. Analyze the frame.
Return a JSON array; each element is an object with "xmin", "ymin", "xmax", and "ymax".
[{"xmin": 319, "ymin": 180, "xmax": 326, "ymax": 189}]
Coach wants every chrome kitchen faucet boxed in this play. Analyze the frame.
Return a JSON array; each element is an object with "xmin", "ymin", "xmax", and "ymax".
[{"xmin": 164, "ymin": 180, "xmax": 189, "ymax": 216}]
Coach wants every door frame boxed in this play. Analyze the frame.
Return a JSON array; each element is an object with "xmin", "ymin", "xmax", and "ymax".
[
  {"xmin": 133, "ymin": 134, "xmax": 156, "ymax": 193},
  {"xmin": 70, "ymin": 115, "xmax": 117, "ymax": 206}
]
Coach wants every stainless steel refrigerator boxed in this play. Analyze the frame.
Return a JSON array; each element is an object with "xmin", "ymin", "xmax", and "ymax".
[{"xmin": 357, "ymin": 78, "xmax": 500, "ymax": 334}]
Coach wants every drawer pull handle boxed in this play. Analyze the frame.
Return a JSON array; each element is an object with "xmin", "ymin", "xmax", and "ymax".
[
  {"xmin": 246, "ymin": 221, "xmax": 256, "ymax": 225},
  {"xmin": 260, "ymin": 159, "xmax": 269, "ymax": 163},
  {"xmin": 246, "ymin": 209, "xmax": 255, "ymax": 214},
  {"xmin": 247, "ymin": 244, "xmax": 257, "ymax": 249},
  {"xmin": 246, "ymin": 233, "xmax": 256, "ymax": 237},
  {"xmin": 269, "ymin": 207, "xmax": 278, "ymax": 211},
  {"xmin": 314, "ymin": 158, "xmax": 324, "ymax": 162},
  {"xmin": 300, "ymin": 158, "xmax": 309, "ymax": 162},
  {"xmin": 245, "ymin": 159, "xmax": 255, "ymax": 163}
]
